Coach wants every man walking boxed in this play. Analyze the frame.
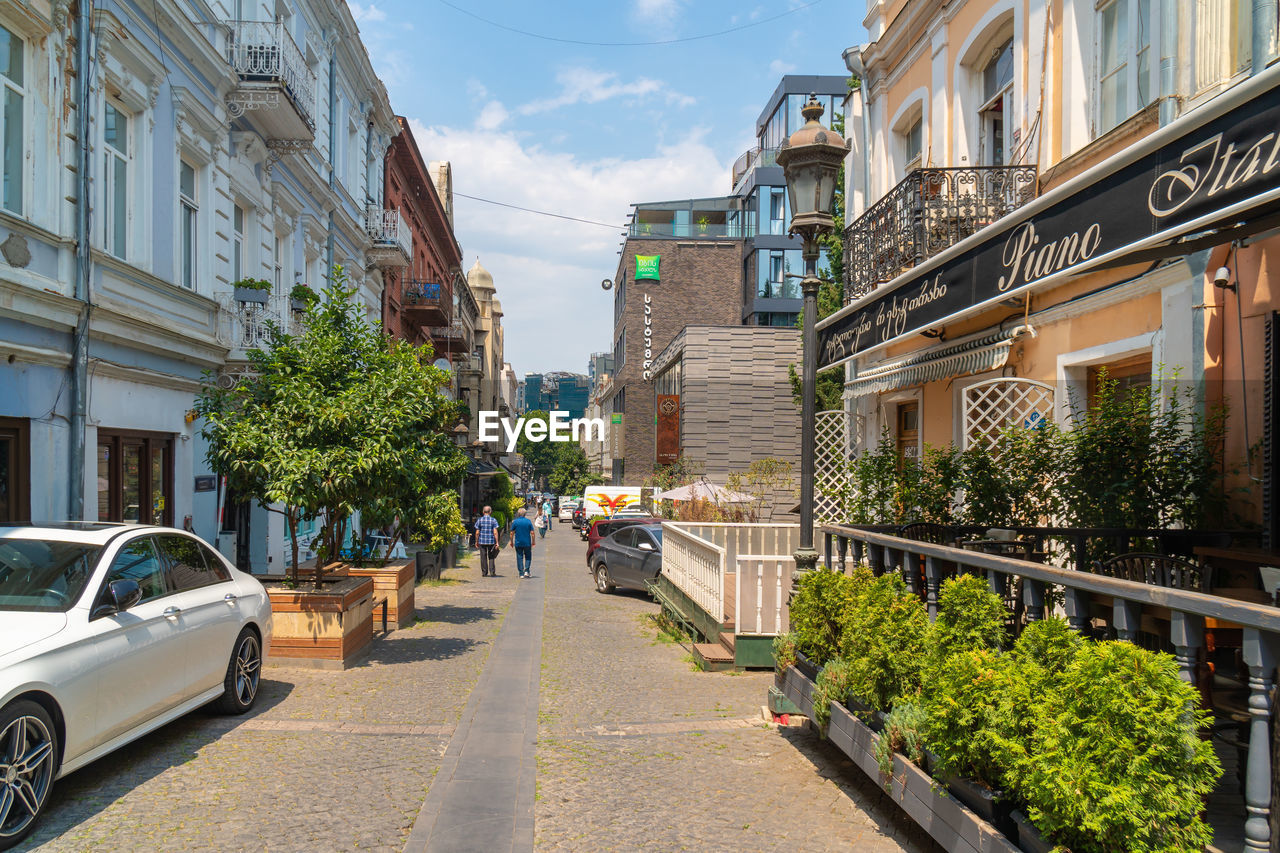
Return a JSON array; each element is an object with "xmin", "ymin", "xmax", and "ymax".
[
  {"xmin": 474, "ymin": 505, "xmax": 500, "ymax": 577},
  {"xmin": 509, "ymin": 507, "xmax": 536, "ymax": 578}
]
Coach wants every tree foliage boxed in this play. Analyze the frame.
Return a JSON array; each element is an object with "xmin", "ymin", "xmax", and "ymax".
[{"xmin": 195, "ymin": 266, "xmax": 467, "ymax": 583}]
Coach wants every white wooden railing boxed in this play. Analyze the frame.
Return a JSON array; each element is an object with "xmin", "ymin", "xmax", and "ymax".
[
  {"xmin": 735, "ymin": 555, "xmax": 794, "ymax": 635},
  {"xmin": 663, "ymin": 522, "xmax": 803, "ymax": 634}
]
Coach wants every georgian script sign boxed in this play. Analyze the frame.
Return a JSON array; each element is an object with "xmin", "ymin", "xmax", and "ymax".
[{"xmin": 817, "ymin": 73, "xmax": 1280, "ymax": 369}]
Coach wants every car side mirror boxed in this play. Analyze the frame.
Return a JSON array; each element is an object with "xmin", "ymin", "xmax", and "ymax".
[
  {"xmin": 638, "ymin": 541, "xmax": 656, "ymax": 552},
  {"xmin": 92, "ymin": 579, "xmax": 142, "ymax": 619}
]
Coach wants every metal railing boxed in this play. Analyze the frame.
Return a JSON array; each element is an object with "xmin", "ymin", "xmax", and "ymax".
[
  {"xmin": 429, "ymin": 318, "xmax": 469, "ymax": 344},
  {"xmin": 365, "ymin": 206, "xmax": 412, "ymax": 258},
  {"xmin": 628, "ymin": 221, "xmax": 756, "ymax": 239},
  {"xmin": 843, "ymin": 165, "xmax": 1038, "ymax": 301},
  {"xmin": 216, "ymin": 293, "xmax": 303, "ymax": 351},
  {"xmin": 821, "ymin": 522, "xmax": 1279, "ymax": 851},
  {"xmin": 225, "ymin": 20, "xmax": 317, "ymax": 129}
]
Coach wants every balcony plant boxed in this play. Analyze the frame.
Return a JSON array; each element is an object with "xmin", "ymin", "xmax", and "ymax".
[
  {"xmin": 289, "ymin": 282, "xmax": 318, "ymax": 312},
  {"xmin": 233, "ymin": 277, "xmax": 272, "ymax": 305}
]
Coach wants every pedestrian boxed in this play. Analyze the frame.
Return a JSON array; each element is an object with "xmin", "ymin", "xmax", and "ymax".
[
  {"xmin": 534, "ymin": 509, "xmax": 547, "ymax": 540},
  {"xmin": 509, "ymin": 507, "xmax": 536, "ymax": 578},
  {"xmin": 473, "ymin": 505, "xmax": 500, "ymax": 577},
  {"xmin": 542, "ymin": 499, "xmax": 553, "ymax": 534}
]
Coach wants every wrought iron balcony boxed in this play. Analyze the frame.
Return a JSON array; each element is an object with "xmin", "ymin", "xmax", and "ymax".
[
  {"xmin": 216, "ymin": 293, "xmax": 304, "ymax": 355},
  {"xmin": 429, "ymin": 318, "xmax": 471, "ymax": 354},
  {"xmin": 403, "ymin": 280, "xmax": 448, "ymax": 326},
  {"xmin": 365, "ymin": 206, "xmax": 412, "ymax": 268},
  {"xmin": 843, "ymin": 166, "xmax": 1038, "ymax": 302},
  {"xmin": 225, "ymin": 20, "xmax": 317, "ymax": 140}
]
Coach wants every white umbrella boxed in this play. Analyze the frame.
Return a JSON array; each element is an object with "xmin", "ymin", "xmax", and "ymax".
[{"xmin": 654, "ymin": 479, "xmax": 754, "ymax": 504}]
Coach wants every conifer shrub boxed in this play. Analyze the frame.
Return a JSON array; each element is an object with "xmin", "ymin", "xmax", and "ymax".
[
  {"xmin": 840, "ymin": 572, "xmax": 928, "ymax": 711},
  {"xmin": 812, "ymin": 657, "xmax": 856, "ymax": 729},
  {"xmin": 920, "ymin": 647, "xmax": 1011, "ymax": 791},
  {"xmin": 874, "ymin": 701, "xmax": 928, "ymax": 779},
  {"xmin": 789, "ymin": 566, "xmax": 870, "ymax": 666},
  {"xmin": 772, "ymin": 631, "xmax": 798, "ymax": 673},
  {"xmin": 929, "ymin": 574, "xmax": 1008, "ymax": 663}
]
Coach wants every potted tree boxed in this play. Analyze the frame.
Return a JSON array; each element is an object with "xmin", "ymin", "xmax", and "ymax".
[
  {"xmin": 233, "ymin": 277, "xmax": 272, "ymax": 305},
  {"xmin": 196, "ymin": 266, "xmax": 467, "ymax": 666}
]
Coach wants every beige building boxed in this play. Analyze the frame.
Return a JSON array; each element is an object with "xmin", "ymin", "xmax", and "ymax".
[{"xmin": 823, "ymin": 0, "xmax": 1279, "ymax": 544}]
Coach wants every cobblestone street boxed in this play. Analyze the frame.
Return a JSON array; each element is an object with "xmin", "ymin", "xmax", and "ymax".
[{"xmin": 19, "ymin": 522, "xmax": 937, "ymax": 852}]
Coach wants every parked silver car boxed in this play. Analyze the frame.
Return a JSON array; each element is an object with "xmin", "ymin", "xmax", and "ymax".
[
  {"xmin": 590, "ymin": 525, "xmax": 663, "ymax": 593},
  {"xmin": 0, "ymin": 522, "xmax": 272, "ymax": 849}
]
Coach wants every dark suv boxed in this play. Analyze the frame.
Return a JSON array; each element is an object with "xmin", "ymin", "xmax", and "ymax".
[{"xmin": 584, "ymin": 516, "xmax": 661, "ymax": 567}]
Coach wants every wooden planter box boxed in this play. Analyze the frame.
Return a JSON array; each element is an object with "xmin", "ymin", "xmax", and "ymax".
[
  {"xmin": 265, "ymin": 575, "xmax": 374, "ymax": 670},
  {"xmin": 347, "ymin": 560, "xmax": 416, "ymax": 629},
  {"xmin": 779, "ymin": 664, "xmax": 1020, "ymax": 853}
]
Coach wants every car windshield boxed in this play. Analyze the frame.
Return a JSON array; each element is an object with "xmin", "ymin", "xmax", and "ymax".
[{"xmin": 0, "ymin": 539, "xmax": 103, "ymax": 612}]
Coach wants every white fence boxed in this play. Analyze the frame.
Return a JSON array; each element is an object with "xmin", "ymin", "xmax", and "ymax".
[{"xmin": 663, "ymin": 523, "xmax": 802, "ymax": 636}]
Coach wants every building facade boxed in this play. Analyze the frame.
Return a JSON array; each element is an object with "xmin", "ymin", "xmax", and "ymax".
[{"xmin": 0, "ymin": 0, "xmax": 411, "ymax": 576}]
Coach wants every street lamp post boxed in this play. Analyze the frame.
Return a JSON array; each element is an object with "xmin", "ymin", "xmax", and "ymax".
[{"xmin": 776, "ymin": 94, "xmax": 850, "ymax": 579}]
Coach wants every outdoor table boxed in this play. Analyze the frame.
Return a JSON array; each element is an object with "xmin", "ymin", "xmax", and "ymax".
[{"xmin": 1193, "ymin": 545, "xmax": 1280, "ymax": 589}]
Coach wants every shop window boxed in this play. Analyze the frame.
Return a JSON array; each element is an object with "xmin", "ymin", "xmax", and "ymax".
[
  {"xmin": 1087, "ymin": 354, "xmax": 1152, "ymax": 407},
  {"xmin": 0, "ymin": 416, "xmax": 30, "ymax": 522},
  {"xmin": 97, "ymin": 431, "xmax": 172, "ymax": 526}
]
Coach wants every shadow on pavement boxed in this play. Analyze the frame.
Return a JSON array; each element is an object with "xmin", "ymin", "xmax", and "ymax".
[
  {"xmin": 363, "ymin": 634, "xmax": 481, "ymax": 666},
  {"xmin": 28, "ymin": 680, "xmax": 296, "ymax": 846},
  {"xmin": 414, "ymin": 604, "xmax": 498, "ymax": 624}
]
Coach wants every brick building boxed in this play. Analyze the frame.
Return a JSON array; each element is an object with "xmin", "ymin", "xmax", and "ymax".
[{"xmin": 607, "ymin": 229, "xmax": 744, "ymax": 483}]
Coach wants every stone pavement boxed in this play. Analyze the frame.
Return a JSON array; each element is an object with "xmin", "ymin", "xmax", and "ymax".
[{"xmin": 21, "ymin": 519, "xmax": 939, "ymax": 851}]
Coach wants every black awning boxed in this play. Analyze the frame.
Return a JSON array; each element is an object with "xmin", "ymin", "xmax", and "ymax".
[{"xmin": 818, "ymin": 64, "xmax": 1280, "ymax": 369}]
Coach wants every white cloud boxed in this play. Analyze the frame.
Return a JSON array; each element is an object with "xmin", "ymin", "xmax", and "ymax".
[
  {"xmin": 769, "ymin": 59, "xmax": 797, "ymax": 76},
  {"xmin": 632, "ymin": 0, "xmax": 682, "ymax": 26},
  {"xmin": 518, "ymin": 67, "xmax": 693, "ymax": 116},
  {"xmin": 349, "ymin": 3, "xmax": 385, "ymax": 23},
  {"xmin": 407, "ymin": 118, "xmax": 732, "ymax": 374},
  {"xmin": 475, "ymin": 101, "xmax": 509, "ymax": 131}
]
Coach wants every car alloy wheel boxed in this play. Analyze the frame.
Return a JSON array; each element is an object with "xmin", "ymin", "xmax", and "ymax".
[
  {"xmin": 215, "ymin": 628, "xmax": 263, "ymax": 715},
  {"xmin": 0, "ymin": 702, "xmax": 57, "ymax": 849},
  {"xmin": 595, "ymin": 564, "xmax": 615, "ymax": 594}
]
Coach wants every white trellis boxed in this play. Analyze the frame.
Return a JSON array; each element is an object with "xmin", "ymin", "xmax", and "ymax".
[
  {"xmin": 962, "ymin": 378, "xmax": 1055, "ymax": 450},
  {"xmin": 814, "ymin": 409, "xmax": 857, "ymax": 525}
]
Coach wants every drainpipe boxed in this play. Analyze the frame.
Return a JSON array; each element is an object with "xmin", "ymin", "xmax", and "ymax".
[
  {"xmin": 326, "ymin": 50, "xmax": 336, "ymax": 278},
  {"xmin": 69, "ymin": 0, "xmax": 94, "ymax": 520},
  {"xmin": 1254, "ymin": 0, "xmax": 1278, "ymax": 74},
  {"xmin": 843, "ymin": 45, "xmax": 873, "ymax": 219},
  {"xmin": 1158, "ymin": 0, "xmax": 1181, "ymax": 124}
]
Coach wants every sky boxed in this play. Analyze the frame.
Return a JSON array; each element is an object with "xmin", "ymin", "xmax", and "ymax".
[{"xmin": 349, "ymin": 0, "xmax": 862, "ymax": 378}]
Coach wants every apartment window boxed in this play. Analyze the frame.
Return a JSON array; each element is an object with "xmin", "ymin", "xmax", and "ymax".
[
  {"xmin": 905, "ymin": 118, "xmax": 923, "ymax": 171},
  {"xmin": 97, "ymin": 431, "xmax": 172, "ymax": 525},
  {"xmin": 0, "ymin": 25, "xmax": 23, "ymax": 215},
  {"xmin": 767, "ymin": 187, "xmax": 787, "ymax": 235},
  {"xmin": 980, "ymin": 38, "xmax": 1014, "ymax": 165},
  {"xmin": 1097, "ymin": 0, "xmax": 1151, "ymax": 136},
  {"xmin": 104, "ymin": 102, "xmax": 130, "ymax": 258},
  {"xmin": 273, "ymin": 233, "xmax": 282, "ymax": 293},
  {"xmin": 232, "ymin": 204, "xmax": 245, "ymax": 284},
  {"xmin": 179, "ymin": 161, "xmax": 197, "ymax": 289},
  {"xmin": 614, "ymin": 329, "xmax": 626, "ymax": 369},
  {"xmin": 1194, "ymin": 0, "xmax": 1251, "ymax": 92},
  {"xmin": 0, "ymin": 416, "xmax": 29, "ymax": 522}
]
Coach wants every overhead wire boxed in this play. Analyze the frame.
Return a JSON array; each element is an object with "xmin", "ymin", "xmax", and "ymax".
[
  {"xmin": 433, "ymin": 0, "xmax": 827, "ymax": 46},
  {"xmin": 453, "ymin": 191, "xmax": 624, "ymax": 229}
]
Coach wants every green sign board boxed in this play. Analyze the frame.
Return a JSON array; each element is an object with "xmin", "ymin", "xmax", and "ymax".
[
  {"xmin": 612, "ymin": 413, "xmax": 623, "ymax": 424},
  {"xmin": 635, "ymin": 255, "xmax": 660, "ymax": 281}
]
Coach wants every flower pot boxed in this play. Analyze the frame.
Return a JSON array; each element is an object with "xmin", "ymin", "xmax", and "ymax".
[
  {"xmin": 290, "ymin": 297, "xmax": 308, "ymax": 312},
  {"xmin": 1011, "ymin": 811, "xmax": 1052, "ymax": 853},
  {"xmin": 265, "ymin": 575, "xmax": 374, "ymax": 670},
  {"xmin": 234, "ymin": 286, "xmax": 269, "ymax": 305},
  {"xmin": 347, "ymin": 560, "xmax": 416, "ymax": 629},
  {"xmin": 793, "ymin": 651, "xmax": 820, "ymax": 682},
  {"xmin": 944, "ymin": 774, "xmax": 1016, "ymax": 840},
  {"xmin": 844, "ymin": 696, "xmax": 886, "ymax": 732},
  {"xmin": 445, "ymin": 543, "xmax": 457, "ymax": 568},
  {"xmin": 415, "ymin": 549, "xmax": 440, "ymax": 581}
]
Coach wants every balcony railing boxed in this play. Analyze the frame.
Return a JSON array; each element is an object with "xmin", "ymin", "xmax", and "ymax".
[
  {"xmin": 628, "ymin": 221, "xmax": 756, "ymax": 239},
  {"xmin": 731, "ymin": 146, "xmax": 780, "ymax": 193},
  {"xmin": 404, "ymin": 280, "xmax": 444, "ymax": 307},
  {"xmin": 843, "ymin": 165, "xmax": 1038, "ymax": 302},
  {"xmin": 431, "ymin": 319, "xmax": 468, "ymax": 341},
  {"xmin": 365, "ymin": 206, "xmax": 412, "ymax": 266},
  {"xmin": 225, "ymin": 20, "xmax": 317, "ymax": 131},
  {"xmin": 216, "ymin": 293, "xmax": 304, "ymax": 352}
]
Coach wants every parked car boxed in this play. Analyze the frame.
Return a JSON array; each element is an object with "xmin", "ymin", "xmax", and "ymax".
[
  {"xmin": 557, "ymin": 501, "xmax": 578, "ymax": 523},
  {"xmin": 591, "ymin": 524, "xmax": 664, "ymax": 593},
  {"xmin": 584, "ymin": 516, "xmax": 661, "ymax": 566},
  {"xmin": 0, "ymin": 522, "xmax": 273, "ymax": 849}
]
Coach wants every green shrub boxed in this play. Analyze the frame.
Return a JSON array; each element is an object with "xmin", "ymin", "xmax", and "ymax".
[
  {"xmin": 772, "ymin": 631, "xmax": 798, "ymax": 672},
  {"xmin": 921, "ymin": 648, "xmax": 1011, "ymax": 790},
  {"xmin": 812, "ymin": 657, "xmax": 856, "ymax": 729},
  {"xmin": 841, "ymin": 572, "xmax": 928, "ymax": 711},
  {"xmin": 1016, "ymin": 641, "xmax": 1220, "ymax": 852},
  {"xmin": 929, "ymin": 574, "xmax": 1008, "ymax": 663},
  {"xmin": 790, "ymin": 566, "xmax": 869, "ymax": 666},
  {"xmin": 874, "ymin": 701, "xmax": 928, "ymax": 780}
]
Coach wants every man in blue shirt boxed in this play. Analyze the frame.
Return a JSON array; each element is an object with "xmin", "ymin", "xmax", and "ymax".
[
  {"xmin": 508, "ymin": 507, "xmax": 536, "ymax": 578},
  {"xmin": 473, "ymin": 506, "xmax": 501, "ymax": 577}
]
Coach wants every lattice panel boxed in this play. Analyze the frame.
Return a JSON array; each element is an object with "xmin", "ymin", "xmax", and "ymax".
[
  {"xmin": 962, "ymin": 379, "xmax": 1055, "ymax": 450},
  {"xmin": 814, "ymin": 409, "xmax": 855, "ymax": 525}
]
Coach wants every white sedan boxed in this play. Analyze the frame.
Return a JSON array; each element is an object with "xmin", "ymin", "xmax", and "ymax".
[
  {"xmin": 558, "ymin": 502, "xmax": 578, "ymax": 522},
  {"xmin": 0, "ymin": 522, "xmax": 272, "ymax": 849}
]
